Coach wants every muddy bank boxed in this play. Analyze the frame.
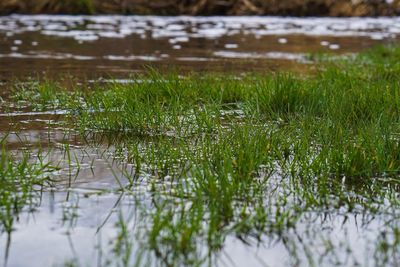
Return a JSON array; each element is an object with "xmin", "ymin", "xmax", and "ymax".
[{"xmin": 1, "ymin": 0, "xmax": 400, "ymax": 16}]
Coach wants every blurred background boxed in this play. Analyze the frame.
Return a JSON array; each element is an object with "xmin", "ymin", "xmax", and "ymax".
[
  {"xmin": 2, "ymin": 0, "xmax": 400, "ymax": 16},
  {"xmin": 1, "ymin": 0, "xmax": 399, "ymax": 81}
]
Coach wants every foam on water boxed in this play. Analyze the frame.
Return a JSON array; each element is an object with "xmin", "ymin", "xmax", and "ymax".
[{"xmin": 213, "ymin": 51, "xmax": 307, "ymax": 61}]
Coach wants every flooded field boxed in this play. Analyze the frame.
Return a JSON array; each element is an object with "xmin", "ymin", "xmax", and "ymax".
[
  {"xmin": 0, "ymin": 16, "xmax": 399, "ymax": 80},
  {"xmin": 1, "ymin": 16, "xmax": 400, "ymax": 267}
]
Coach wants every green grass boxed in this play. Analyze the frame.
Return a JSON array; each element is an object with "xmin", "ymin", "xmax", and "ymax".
[
  {"xmin": 5, "ymin": 45, "xmax": 400, "ymax": 266},
  {"xmin": 14, "ymin": 46, "xmax": 400, "ymax": 179},
  {"xmin": 0, "ymin": 137, "xmax": 55, "ymax": 234}
]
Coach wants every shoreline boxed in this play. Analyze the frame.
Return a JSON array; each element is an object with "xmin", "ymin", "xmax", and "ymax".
[{"xmin": 1, "ymin": 0, "xmax": 400, "ymax": 17}]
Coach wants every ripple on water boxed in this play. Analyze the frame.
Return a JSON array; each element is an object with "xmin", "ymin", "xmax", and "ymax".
[{"xmin": 0, "ymin": 15, "xmax": 397, "ymax": 77}]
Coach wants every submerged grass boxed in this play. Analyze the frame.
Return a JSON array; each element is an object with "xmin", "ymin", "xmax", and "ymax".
[
  {"xmin": 0, "ymin": 136, "xmax": 55, "ymax": 234},
  {"xmin": 4, "ymin": 45, "xmax": 400, "ymax": 266}
]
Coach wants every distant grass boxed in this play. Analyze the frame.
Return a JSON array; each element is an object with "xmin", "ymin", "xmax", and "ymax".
[
  {"xmin": 6, "ymin": 45, "xmax": 400, "ymax": 266},
  {"xmin": 43, "ymin": 0, "xmax": 95, "ymax": 14}
]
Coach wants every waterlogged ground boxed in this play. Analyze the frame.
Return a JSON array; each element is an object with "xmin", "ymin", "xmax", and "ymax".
[
  {"xmin": 0, "ymin": 16, "xmax": 399, "ymax": 79},
  {"xmin": 0, "ymin": 16, "xmax": 400, "ymax": 267}
]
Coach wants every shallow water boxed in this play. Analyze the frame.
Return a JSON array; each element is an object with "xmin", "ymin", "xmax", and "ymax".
[
  {"xmin": 0, "ymin": 15, "xmax": 399, "ymax": 80},
  {"xmin": 1, "ymin": 101, "xmax": 399, "ymax": 267},
  {"xmin": 0, "ymin": 191, "xmax": 391, "ymax": 267},
  {"xmin": 1, "ymin": 16, "xmax": 400, "ymax": 267}
]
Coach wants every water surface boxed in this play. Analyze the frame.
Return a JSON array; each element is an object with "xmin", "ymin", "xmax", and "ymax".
[
  {"xmin": 1, "ymin": 15, "xmax": 399, "ymax": 80},
  {"xmin": 1, "ymin": 16, "xmax": 400, "ymax": 267}
]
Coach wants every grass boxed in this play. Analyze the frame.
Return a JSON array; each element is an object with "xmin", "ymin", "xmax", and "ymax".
[
  {"xmin": 4, "ymin": 45, "xmax": 400, "ymax": 266},
  {"xmin": 0, "ymin": 136, "xmax": 55, "ymax": 234}
]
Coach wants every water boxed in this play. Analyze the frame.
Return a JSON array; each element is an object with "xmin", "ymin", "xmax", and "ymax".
[
  {"xmin": 0, "ymin": 15, "xmax": 399, "ymax": 80},
  {"xmin": 1, "ymin": 16, "xmax": 400, "ymax": 267}
]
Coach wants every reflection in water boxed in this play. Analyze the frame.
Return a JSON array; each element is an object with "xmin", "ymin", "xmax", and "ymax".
[
  {"xmin": 0, "ymin": 170, "xmax": 397, "ymax": 266},
  {"xmin": 0, "ymin": 16, "xmax": 398, "ymax": 79},
  {"xmin": 1, "ymin": 16, "xmax": 400, "ymax": 267},
  {"xmin": 0, "ymin": 118, "xmax": 398, "ymax": 266}
]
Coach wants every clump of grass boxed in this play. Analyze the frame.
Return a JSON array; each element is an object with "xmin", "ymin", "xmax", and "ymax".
[
  {"xmin": 0, "ymin": 137, "xmax": 55, "ymax": 234},
  {"xmin": 10, "ymin": 80, "xmax": 70, "ymax": 111},
  {"xmin": 17, "ymin": 45, "xmax": 400, "ymax": 180}
]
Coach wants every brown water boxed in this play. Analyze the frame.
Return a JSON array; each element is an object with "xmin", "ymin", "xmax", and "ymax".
[
  {"xmin": 1, "ymin": 15, "xmax": 400, "ymax": 267},
  {"xmin": 1, "ymin": 15, "xmax": 399, "ymax": 81}
]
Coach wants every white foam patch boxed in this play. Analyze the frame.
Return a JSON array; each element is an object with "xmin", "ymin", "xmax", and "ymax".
[
  {"xmin": 0, "ymin": 110, "xmax": 70, "ymax": 117},
  {"xmin": 103, "ymin": 55, "xmax": 161, "ymax": 61},
  {"xmin": 0, "ymin": 51, "xmax": 166, "ymax": 63},
  {"xmin": 278, "ymin": 38, "xmax": 288, "ymax": 44},
  {"xmin": 329, "ymin": 44, "xmax": 340, "ymax": 50},
  {"xmin": 177, "ymin": 57, "xmax": 214, "ymax": 61},
  {"xmin": 225, "ymin": 43, "xmax": 238, "ymax": 49},
  {"xmin": 41, "ymin": 30, "xmax": 99, "ymax": 41},
  {"xmin": 213, "ymin": 50, "xmax": 306, "ymax": 61},
  {"xmin": 0, "ymin": 52, "xmax": 95, "ymax": 60}
]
